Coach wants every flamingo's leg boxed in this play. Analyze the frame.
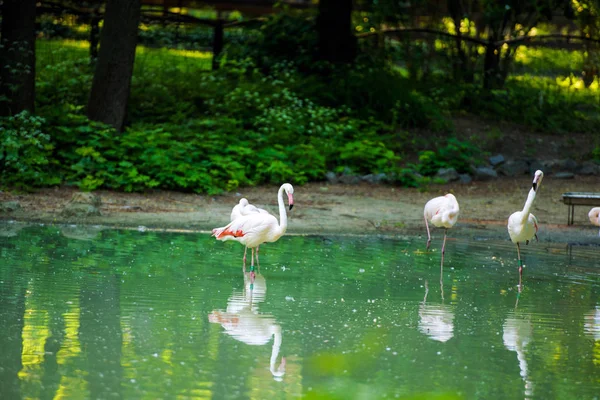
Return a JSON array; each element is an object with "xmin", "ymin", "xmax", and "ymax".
[
  {"xmin": 440, "ymin": 229, "xmax": 447, "ymax": 300},
  {"xmin": 256, "ymin": 245, "xmax": 260, "ymax": 274},
  {"xmin": 517, "ymin": 242, "xmax": 523, "ymax": 292},
  {"xmin": 425, "ymin": 216, "xmax": 432, "ymax": 251},
  {"xmin": 243, "ymin": 246, "xmax": 248, "ymax": 273},
  {"xmin": 249, "ymin": 247, "xmax": 256, "ymax": 284}
]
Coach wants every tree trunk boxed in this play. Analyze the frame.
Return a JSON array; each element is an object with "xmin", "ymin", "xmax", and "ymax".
[
  {"xmin": 87, "ymin": 0, "xmax": 141, "ymax": 131},
  {"xmin": 0, "ymin": 0, "xmax": 37, "ymax": 116},
  {"xmin": 316, "ymin": 0, "xmax": 357, "ymax": 63},
  {"xmin": 483, "ymin": 41, "xmax": 503, "ymax": 90}
]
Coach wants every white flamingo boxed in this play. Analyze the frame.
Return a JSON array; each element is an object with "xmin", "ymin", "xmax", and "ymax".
[
  {"xmin": 589, "ymin": 207, "xmax": 600, "ymax": 236},
  {"xmin": 208, "ymin": 274, "xmax": 286, "ymax": 380},
  {"xmin": 424, "ymin": 193, "xmax": 460, "ymax": 269},
  {"xmin": 230, "ymin": 198, "xmax": 270, "ymax": 265},
  {"xmin": 507, "ymin": 170, "xmax": 543, "ymax": 290},
  {"xmin": 212, "ymin": 183, "xmax": 294, "ymax": 281}
]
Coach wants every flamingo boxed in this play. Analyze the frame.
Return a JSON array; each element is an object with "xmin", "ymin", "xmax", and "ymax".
[
  {"xmin": 424, "ymin": 193, "xmax": 460, "ymax": 270},
  {"xmin": 212, "ymin": 183, "xmax": 294, "ymax": 281},
  {"xmin": 507, "ymin": 170, "xmax": 543, "ymax": 290},
  {"xmin": 589, "ymin": 207, "xmax": 600, "ymax": 236},
  {"xmin": 230, "ymin": 198, "xmax": 270, "ymax": 265}
]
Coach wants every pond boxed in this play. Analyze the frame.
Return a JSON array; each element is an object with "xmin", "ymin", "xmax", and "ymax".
[{"xmin": 1, "ymin": 222, "xmax": 599, "ymax": 399}]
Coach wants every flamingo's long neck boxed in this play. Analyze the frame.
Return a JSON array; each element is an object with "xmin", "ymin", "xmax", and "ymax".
[
  {"xmin": 276, "ymin": 185, "xmax": 288, "ymax": 237},
  {"xmin": 520, "ymin": 188, "xmax": 537, "ymax": 223}
]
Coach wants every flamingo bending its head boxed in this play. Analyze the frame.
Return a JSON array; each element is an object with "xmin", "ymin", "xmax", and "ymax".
[
  {"xmin": 212, "ymin": 183, "xmax": 294, "ymax": 280},
  {"xmin": 424, "ymin": 193, "xmax": 459, "ymax": 271},
  {"xmin": 589, "ymin": 207, "xmax": 600, "ymax": 236},
  {"xmin": 230, "ymin": 198, "xmax": 269, "ymax": 221},
  {"xmin": 230, "ymin": 198, "xmax": 270, "ymax": 264},
  {"xmin": 507, "ymin": 170, "xmax": 543, "ymax": 290}
]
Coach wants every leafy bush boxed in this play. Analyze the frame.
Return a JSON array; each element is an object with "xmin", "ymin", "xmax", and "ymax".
[
  {"xmin": 462, "ymin": 78, "xmax": 600, "ymax": 133},
  {"xmin": 0, "ymin": 111, "xmax": 57, "ymax": 188},
  {"xmin": 418, "ymin": 137, "xmax": 486, "ymax": 176}
]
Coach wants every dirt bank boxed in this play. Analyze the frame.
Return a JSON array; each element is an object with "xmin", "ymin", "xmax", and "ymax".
[{"xmin": 1, "ymin": 176, "xmax": 599, "ymax": 244}]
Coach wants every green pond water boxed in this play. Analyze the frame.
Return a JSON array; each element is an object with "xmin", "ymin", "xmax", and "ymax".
[{"xmin": 0, "ymin": 223, "xmax": 599, "ymax": 399}]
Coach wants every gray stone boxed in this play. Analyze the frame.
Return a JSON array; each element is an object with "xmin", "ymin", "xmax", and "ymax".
[
  {"xmin": 529, "ymin": 160, "xmax": 545, "ymax": 175},
  {"xmin": 69, "ymin": 192, "xmax": 101, "ymax": 207},
  {"xmin": 362, "ymin": 173, "xmax": 387, "ymax": 184},
  {"xmin": 489, "ymin": 154, "xmax": 505, "ymax": 167},
  {"xmin": 459, "ymin": 174, "xmax": 472, "ymax": 184},
  {"xmin": 338, "ymin": 174, "xmax": 361, "ymax": 185},
  {"xmin": 553, "ymin": 172, "xmax": 575, "ymax": 179},
  {"xmin": 543, "ymin": 158, "xmax": 577, "ymax": 173},
  {"xmin": 435, "ymin": 167, "xmax": 459, "ymax": 183},
  {"xmin": 473, "ymin": 167, "xmax": 498, "ymax": 181},
  {"xmin": 576, "ymin": 161, "xmax": 600, "ymax": 175},
  {"xmin": 61, "ymin": 203, "xmax": 101, "ymax": 217},
  {"xmin": 325, "ymin": 171, "xmax": 338, "ymax": 184},
  {"xmin": 499, "ymin": 160, "xmax": 529, "ymax": 176},
  {"xmin": 0, "ymin": 201, "xmax": 21, "ymax": 213}
]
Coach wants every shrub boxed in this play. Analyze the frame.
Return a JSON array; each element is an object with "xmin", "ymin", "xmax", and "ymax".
[
  {"xmin": 418, "ymin": 137, "xmax": 486, "ymax": 176},
  {"xmin": 0, "ymin": 111, "xmax": 57, "ymax": 188}
]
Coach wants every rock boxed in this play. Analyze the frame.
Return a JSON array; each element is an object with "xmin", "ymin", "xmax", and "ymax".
[
  {"xmin": 338, "ymin": 174, "xmax": 361, "ymax": 185},
  {"xmin": 69, "ymin": 192, "xmax": 101, "ymax": 207},
  {"xmin": 459, "ymin": 174, "xmax": 472, "ymax": 184},
  {"xmin": 362, "ymin": 173, "xmax": 387, "ymax": 184},
  {"xmin": 529, "ymin": 160, "xmax": 545, "ymax": 175},
  {"xmin": 543, "ymin": 158, "xmax": 577, "ymax": 173},
  {"xmin": 473, "ymin": 167, "xmax": 497, "ymax": 181},
  {"xmin": 435, "ymin": 167, "xmax": 459, "ymax": 183},
  {"xmin": 325, "ymin": 171, "xmax": 338, "ymax": 184},
  {"xmin": 61, "ymin": 203, "xmax": 101, "ymax": 217},
  {"xmin": 61, "ymin": 192, "xmax": 101, "ymax": 217},
  {"xmin": 489, "ymin": 154, "xmax": 505, "ymax": 167},
  {"xmin": 562, "ymin": 159, "xmax": 578, "ymax": 172},
  {"xmin": 0, "ymin": 201, "xmax": 21, "ymax": 213},
  {"xmin": 576, "ymin": 161, "xmax": 600, "ymax": 175},
  {"xmin": 499, "ymin": 160, "xmax": 529, "ymax": 176},
  {"xmin": 553, "ymin": 172, "xmax": 575, "ymax": 179}
]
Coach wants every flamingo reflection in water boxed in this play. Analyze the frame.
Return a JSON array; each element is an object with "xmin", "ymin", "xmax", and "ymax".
[
  {"xmin": 418, "ymin": 280, "xmax": 455, "ymax": 343},
  {"xmin": 584, "ymin": 306, "xmax": 600, "ymax": 341},
  {"xmin": 503, "ymin": 311, "xmax": 534, "ymax": 398},
  {"xmin": 208, "ymin": 273, "xmax": 286, "ymax": 380}
]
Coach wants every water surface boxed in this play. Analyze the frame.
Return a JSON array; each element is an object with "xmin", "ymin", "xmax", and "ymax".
[{"xmin": 1, "ymin": 223, "xmax": 599, "ymax": 399}]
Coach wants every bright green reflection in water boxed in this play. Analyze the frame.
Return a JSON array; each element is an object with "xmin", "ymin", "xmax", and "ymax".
[{"xmin": 0, "ymin": 223, "xmax": 599, "ymax": 399}]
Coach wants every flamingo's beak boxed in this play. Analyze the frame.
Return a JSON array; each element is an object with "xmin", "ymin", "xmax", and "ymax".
[
  {"xmin": 532, "ymin": 175, "xmax": 540, "ymax": 191},
  {"xmin": 288, "ymin": 193, "xmax": 294, "ymax": 210}
]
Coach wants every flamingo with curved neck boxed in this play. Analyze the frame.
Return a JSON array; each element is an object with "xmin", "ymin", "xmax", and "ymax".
[
  {"xmin": 212, "ymin": 183, "xmax": 294, "ymax": 280},
  {"xmin": 507, "ymin": 170, "xmax": 544, "ymax": 290},
  {"xmin": 424, "ymin": 193, "xmax": 460, "ymax": 272}
]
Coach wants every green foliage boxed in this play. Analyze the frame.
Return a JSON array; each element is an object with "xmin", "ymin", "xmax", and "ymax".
[
  {"xmin": 462, "ymin": 78, "xmax": 600, "ymax": 132},
  {"xmin": 221, "ymin": 12, "xmax": 318, "ymax": 72},
  {"xmin": 418, "ymin": 137, "xmax": 485, "ymax": 175},
  {"xmin": 0, "ymin": 111, "xmax": 57, "ymax": 188}
]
